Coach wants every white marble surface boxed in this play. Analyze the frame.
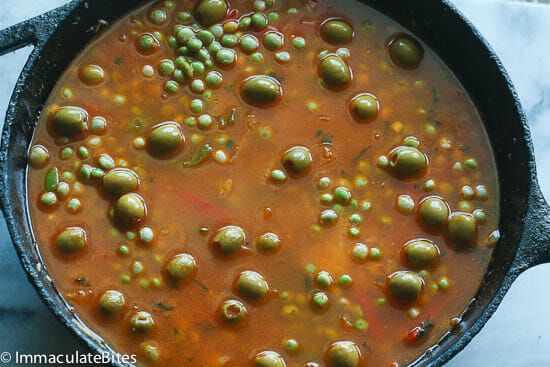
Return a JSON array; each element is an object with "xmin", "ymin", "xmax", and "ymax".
[{"xmin": 0, "ymin": 0, "xmax": 549, "ymax": 366}]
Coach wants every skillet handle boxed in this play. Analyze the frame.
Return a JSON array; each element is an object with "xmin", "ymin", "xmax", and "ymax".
[
  {"xmin": 511, "ymin": 183, "xmax": 550, "ymax": 273},
  {"xmin": 0, "ymin": 2, "xmax": 77, "ymax": 56}
]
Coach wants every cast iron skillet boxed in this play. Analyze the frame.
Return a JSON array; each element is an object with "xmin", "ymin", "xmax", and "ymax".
[{"xmin": 0, "ymin": 0, "xmax": 549, "ymax": 366}]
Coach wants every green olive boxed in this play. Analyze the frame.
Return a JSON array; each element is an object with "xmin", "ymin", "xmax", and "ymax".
[
  {"xmin": 79, "ymin": 65, "xmax": 105, "ymax": 85},
  {"xmin": 114, "ymin": 193, "xmax": 146, "ymax": 227},
  {"xmin": 236, "ymin": 270, "xmax": 269, "ymax": 300},
  {"xmin": 404, "ymin": 239, "xmax": 439, "ymax": 268},
  {"xmin": 418, "ymin": 197, "xmax": 449, "ymax": 230},
  {"xmin": 350, "ymin": 94, "xmax": 378, "ymax": 122},
  {"xmin": 221, "ymin": 299, "xmax": 248, "ymax": 322},
  {"xmin": 389, "ymin": 146, "xmax": 427, "ymax": 176},
  {"xmin": 195, "ymin": 0, "xmax": 228, "ymax": 26},
  {"xmin": 102, "ymin": 169, "xmax": 139, "ymax": 196},
  {"xmin": 282, "ymin": 146, "xmax": 312, "ymax": 175},
  {"xmin": 130, "ymin": 311, "xmax": 154, "ymax": 332},
  {"xmin": 326, "ymin": 341, "xmax": 361, "ymax": 367},
  {"xmin": 388, "ymin": 271, "xmax": 423, "ymax": 301},
  {"xmin": 320, "ymin": 19, "xmax": 353, "ymax": 45},
  {"xmin": 52, "ymin": 106, "xmax": 88, "ymax": 137},
  {"xmin": 165, "ymin": 253, "xmax": 196, "ymax": 281},
  {"xmin": 448, "ymin": 212, "xmax": 477, "ymax": 245},
  {"xmin": 212, "ymin": 226, "xmax": 246, "ymax": 254},
  {"xmin": 98, "ymin": 290, "xmax": 125, "ymax": 314},
  {"xmin": 257, "ymin": 232, "xmax": 281, "ymax": 252},
  {"xmin": 241, "ymin": 75, "xmax": 282, "ymax": 106},
  {"xmin": 319, "ymin": 55, "xmax": 351, "ymax": 89},
  {"xmin": 254, "ymin": 351, "xmax": 286, "ymax": 367},
  {"xmin": 147, "ymin": 122, "xmax": 185, "ymax": 155},
  {"xmin": 56, "ymin": 227, "xmax": 86, "ymax": 253},
  {"xmin": 388, "ymin": 34, "xmax": 424, "ymax": 70}
]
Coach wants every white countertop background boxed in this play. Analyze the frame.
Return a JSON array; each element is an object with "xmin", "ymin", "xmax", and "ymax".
[{"xmin": 0, "ymin": 0, "xmax": 549, "ymax": 366}]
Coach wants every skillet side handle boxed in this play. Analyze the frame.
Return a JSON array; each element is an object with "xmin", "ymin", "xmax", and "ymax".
[
  {"xmin": 512, "ymin": 184, "xmax": 550, "ymax": 273},
  {"xmin": 0, "ymin": 3, "xmax": 77, "ymax": 56}
]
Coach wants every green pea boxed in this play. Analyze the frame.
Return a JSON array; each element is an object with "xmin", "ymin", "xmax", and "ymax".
[
  {"xmin": 268, "ymin": 12, "xmax": 279, "ymax": 22},
  {"xmin": 28, "ymin": 145, "xmax": 49, "ymax": 168},
  {"xmin": 239, "ymin": 16, "xmax": 252, "ymax": 30},
  {"xmin": 52, "ymin": 106, "xmax": 88, "ymax": 137},
  {"xmin": 209, "ymin": 24, "xmax": 224, "ymax": 39},
  {"xmin": 418, "ymin": 197, "xmax": 449, "ymax": 230},
  {"xmin": 177, "ymin": 27, "xmax": 195, "ymax": 45},
  {"xmin": 159, "ymin": 60, "xmax": 175, "ymax": 76},
  {"xmin": 187, "ymin": 38, "xmax": 203, "ymax": 52},
  {"xmin": 251, "ymin": 52, "xmax": 265, "ymax": 64},
  {"xmin": 282, "ymin": 146, "xmax": 312, "ymax": 174},
  {"xmin": 351, "ymin": 242, "xmax": 368, "ymax": 261},
  {"xmin": 263, "ymin": 32, "xmax": 283, "ymax": 51},
  {"xmin": 165, "ymin": 253, "xmax": 196, "ymax": 281},
  {"xmin": 320, "ymin": 193, "xmax": 333, "ymax": 204},
  {"xmin": 334, "ymin": 187, "xmax": 351, "ymax": 204},
  {"xmin": 316, "ymin": 271, "xmax": 332, "ymax": 288},
  {"xmin": 190, "ymin": 99, "xmax": 204, "ymax": 113},
  {"xmin": 56, "ymin": 182, "xmax": 70, "ymax": 198},
  {"xmin": 130, "ymin": 311, "xmax": 154, "ymax": 332},
  {"xmin": 137, "ymin": 34, "xmax": 159, "ymax": 53},
  {"xmin": 283, "ymin": 338, "xmax": 299, "ymax": 353},
  {"xmin": 205, "ymin": 71, "xmax": 223, "ymax": 88},
  {"xmin": 198, "ymin": 114, "xmax": 212, "ymax": 129},
  {"xmin": 221, "ymin": 34, "xmax": 238, "ymax": 48},
  {"xmin": 113, "ymin": 193, "xmax": 147, "ymax": 227},
  {"xmin": 396, "ymin": 194, "xmax": 415, "ymax": 214},
  {"xmin": 388, "ymin": 33, "xmax": 424, "ymax": 70},
  {"xmin": 102, "ymin": 169, "xmax": 139, "ymax": 196},
  {"xmin": 257, "ymin": 232, "xmax": 281, "ymax": 252},
  {"xmin": 350, "ymin": 93, "xmax": 379, "ymax": 122},
  {"xmin": 79, "ymin": 65, "xmax": 105, "ymax": 86},
  {"xmin": 475, "ymin": 185, "xmax": 488, "ymax": 200},
  {"xmin": 142, "ymin": 343, "xmax": 159, "ymax": 362},
  {"xmin": 251, "ymin": 13, "xmax": 267, "ymax": 29},
  {"xmin": 212, "ymin": 225, "xmax": 246, "ymax": 254},
  {"xmin": 91, "ymin": 167, "xmax": 105, "ymax": 178},
  {"xmin": 319, "ymin": 209, "xmax": 338, "ymax": 226},
  {"xmin": 242, "ymin": 75, "xmax": 282, "ymax": 106},
  {"xmin": 164, "ymin": 80, "xmax": 180, "ymax": 93},
  {"xmin": 321, "ymin": 19, "xmax": 353, "ymax": 45},
  {"xmin": 98, "ymin": 290, "xmax": 125, "ymax": 314},
  {"xmin": 177, "ymin": 10, "xmax": 191, "ymax": 23},
  {"xmin": 292, "ymin": 37, "xmax": 306, "ymax": 49},
  {"xmin": 254, "ymin": 351, "xmax": 285, "ymax": 367},
  {"xmin": 148, "ymin": 8, "xmax": 167, "ymax": 25},
  {"xmin": 465, "ymin": 158, "xmax": 478, "ymax": 169},
  {"xmin": 147, "ymin": 122, "xmax": 185, "ymax": 155},
  {"xmin": 236, "ymin": 270, "xmax": 269, "ymax": 300},
  {"xmin": 215, "ymin": 48, "xmax": 237, "ymax": 67},
  {"xmin": 389, "ymin": 146, "xmax": 427, "ymax": 176},
  {"xmin": 195, "ymin": 0, "xmax": 228, "ymax": 26},
  {"xmin": 221, "ymin": 299, "xmax": 247, "ymax": 322},
  {"xmin": 318, "ymin": 55, "xmax": 351, "ymax": 89},
  {"xmin": 311, "ymin": 291, "xmax": 329, "ymax": 309},
  {"xmin": 239, "ymin": 34, "xmax": 259, "ymax": 54},
  {"xmin": 190, "ymin": 79, "xmax": 205, "ymax": 94},
  {"xmin": 473, "ymin": 208, "xmax": 487, "ymax": 224},
  {"xmin": 90, "ymin": 116, "xmax": 106, "ymax": 134},
  {"xmin": 404, "ymin": 239, "xmax": 439, "ymax": 268},
  {"xmin": 97, "ymin": 154, "xmax": 115, "ymax": 170},
  {"xmin": 274, "ymin": 51, "xmax": 290, "ymax": 63},
  {"xmin": 40, "ymin": 192, "xmax": 57, "ymax": 206},
  {"xmin": 388, "ymin": 271, "xmax": 423, "ymax": 301},
  {"xmin": 339, "ymin": 274, "xmax": 353, "ymax": 287},
  {"xmin": 198, "ymin": 30, "xmax": 214, "ymax": 45},
  {"xmin": 448, "ymin": 212, "xmax": 477, "ymax": 245}
]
